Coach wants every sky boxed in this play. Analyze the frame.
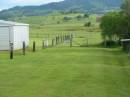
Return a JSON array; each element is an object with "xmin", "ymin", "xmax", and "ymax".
[{"xmin": 0, "ymin": 0, "xmax": 64, "ymax": 10}]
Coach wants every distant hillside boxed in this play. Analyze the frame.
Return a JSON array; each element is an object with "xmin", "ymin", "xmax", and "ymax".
[{"xmin": 0, "ymin": 0, "xmax": 123, "ymax": 19}]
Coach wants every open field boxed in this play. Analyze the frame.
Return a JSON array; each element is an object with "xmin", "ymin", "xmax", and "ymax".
[
  {"xmin": 0, "ymin": 13, "xmax": 130, "ymax": 97},
  {"xmin": 16, "ymin": 13, "xmax": 101, "ymax": 47}
]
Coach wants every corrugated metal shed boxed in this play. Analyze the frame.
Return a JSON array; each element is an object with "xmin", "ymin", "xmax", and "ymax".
[{"xmin": 0, "ymin": 20, "xmax": 29, "ymax": 50}]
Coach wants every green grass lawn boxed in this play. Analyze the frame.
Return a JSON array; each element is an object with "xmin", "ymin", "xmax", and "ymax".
[
  {"xmin": 0, "ymin": 47, "xmax": 130, "ymax": 97},
  {"xmin": 0, "ymin": 13, "xmax": 130, "ymax": 97}
]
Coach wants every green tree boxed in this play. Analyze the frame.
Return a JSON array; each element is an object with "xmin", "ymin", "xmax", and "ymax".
[
  {"xmin": 100, "ymin": 12, "xmax": 130, "ymax": 40},
  {"xmin": 84, "ymin": 22, "xmax": 91, "ymax": 27},
  {"xmin": 100, "ymin": 0, "xmax": 130, "ymax": 47},
  {"xmin": 121, "ymin": 0, "xmax": 130, "ymax": 15},
  {"xmin": 84, "ymin": 13, "xmax": 89, "ymax": 18},
  {"xmin": 100, "ymin": 12, "xmax": 119, "ymax": 40}
]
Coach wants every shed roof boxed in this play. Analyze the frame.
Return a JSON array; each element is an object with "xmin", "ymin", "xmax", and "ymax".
[
  {"xmin": 0, "ymin": 20, "xmax": 29, "ymax": 26},
  {"xmin": 121, "ymin": 39, "xmax": 130, "ymax": 42}
]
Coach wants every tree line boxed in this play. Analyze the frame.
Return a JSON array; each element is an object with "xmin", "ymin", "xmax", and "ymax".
[{"xmin": 100, "ymin": 0, "xmax": 130, "ymax": 45}]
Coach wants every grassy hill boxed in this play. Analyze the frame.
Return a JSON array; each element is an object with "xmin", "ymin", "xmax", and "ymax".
[
  {"xmin": 0, "ymin": 13, "xmax": 130, "ymax": 97},
  {"xmin": 14, "ymin": 13, "xmax": 101, "ymax": 46},
  {"xmin": 0, "ymin": 0, "xmax": 122, "ymax": 19}
]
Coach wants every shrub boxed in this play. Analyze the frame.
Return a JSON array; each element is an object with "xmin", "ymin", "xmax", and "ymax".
[
  {"xmin": 84, "ymin": 22, "xmax": 91, "ymax": 27},
  {"xmin": 101, "ymin": 40, "xmax": 117, "ymax": 48},
  {"xmin": 57, "ymin": 21, "xmax": 60, "ymax": 24},
  {"xmin": 76, "ymin": 15, "xmax": 82, "ymax": 20},
  {"xmin": 84, "ymin": 13, "xmax": 89, "ymax": 18},
  {"xmin": 63, "ymin": 16, "xmax": 72, "ymax": 21}
]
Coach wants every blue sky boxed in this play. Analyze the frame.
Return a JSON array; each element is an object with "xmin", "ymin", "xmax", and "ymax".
[{"xmin": 0, "ymin": 0, "xmax": 63, "ymax": 10}]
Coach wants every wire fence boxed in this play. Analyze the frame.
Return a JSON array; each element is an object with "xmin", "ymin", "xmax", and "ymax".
[{"xmin": 0, "ymin": 31, "xmax": 101, "ymax": 60}]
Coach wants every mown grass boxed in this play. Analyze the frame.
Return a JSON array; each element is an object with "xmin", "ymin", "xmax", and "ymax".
[
  {"xmin": 0, "ymin": 47, "xmax": 130, "ymax": 97},
  {"xmin": 0, "ymin": 13, "xmax": 130, "ymax": 97}
]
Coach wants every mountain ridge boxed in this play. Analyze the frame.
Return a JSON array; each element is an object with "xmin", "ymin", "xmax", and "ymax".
[{"xmin": 0, "ymin": 0, "xmax": 123, "ymax": 19}]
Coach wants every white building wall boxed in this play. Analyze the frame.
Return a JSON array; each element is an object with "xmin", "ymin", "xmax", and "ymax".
[
  {"xmin": 13, "ymin": 25, "xmax": 29, "ymax": 50},
  {"xmin": 0, "ymin": 26, "xmax": 10, "ymax": 50},
  {"xmin": 0, "ymin": 20, "xmax": 29, "ymax": 50}
]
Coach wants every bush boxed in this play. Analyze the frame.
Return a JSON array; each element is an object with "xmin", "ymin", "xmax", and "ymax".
[
  {"xmin": 100, "ymin": 12, "xmax": 130, "ymax": 40},
  {"xmin": 76, "ymin": 15, "xmax": 82, "ymax": 20},
  {"xmin": 63, "ymin": 16, "xmax": 72, "ymax": 21},
  {"xmin": 84, "ymin": 13, "xmax": 89, "ymax": 18},
  {"xmin": 84, "ymin": 22, "xmax": 91, "ymax": 27},
  {"xmin": 101, "ymin": 40, "xmax": 118, "ymax": 48},
  {"xmin": 57, "ymin": 21, "xmax": 60, "ymax": 24}
]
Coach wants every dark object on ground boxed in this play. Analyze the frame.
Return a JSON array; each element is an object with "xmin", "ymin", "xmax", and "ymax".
[
  {"xmin": 121, "ymin": 39, "xmax": 130, "ymax": 52},
  {"xmin": 101, "ymin": 40, "xmax": 117, "ymax": 48}
]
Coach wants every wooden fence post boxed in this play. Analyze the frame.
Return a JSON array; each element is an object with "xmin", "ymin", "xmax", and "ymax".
[
  {"xmin": 67, "ymin": 35, "xmax": 69, "ymax": 40},
  {"xmin": 70, "ymin": 34, "xmax": 73, "ymax": 47},
  {"xmin": 33, "ymin": 41, "xmax": 36, "ymax": 52},
  {"xmin": 65, "ymin": 35, "xmax": 66, "ymax": 41},
  {"xmin": 52, "ymin": 39, "xmax": 55, "ymax": 47},
  {"xmin": 23, "ymin": 41, "xmax": 26, "ymax": 55},
  {"xmin": 10, "ymin": 43, "xmax": 13, "ymax": 59},
  {"xmin": 56, "ymin": 37, "xmax": 58, "ymax": 45},
  {"xmin": 57, "ymin": 36, "xmax": 59, "ymax": 44},
  {"xmin": 58, "ymin": 36, "xmax": 60, "ymax": 44},
  {"xmin": 42, "ymin": 40, "xmax": 45, "ymax": 49},
  {"xmin": 63, "ymin": 35, "xmax": 65, "ymax": 42},
  {"xmin": 61, "ymin": 35, "xmax": 63, "ymax": 43}
]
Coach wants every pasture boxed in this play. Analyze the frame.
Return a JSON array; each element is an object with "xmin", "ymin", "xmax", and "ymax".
[{"xmin": 0, "ymin": 13, "xmax": 130, "ymax": 97}]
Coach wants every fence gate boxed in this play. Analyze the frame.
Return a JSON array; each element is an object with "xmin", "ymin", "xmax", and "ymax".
[{"xmin": 72, "ymin": 31, "xmax": 100, "ymax": 47}]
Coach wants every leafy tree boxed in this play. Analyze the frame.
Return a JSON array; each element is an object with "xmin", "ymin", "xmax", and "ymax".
[
  {"xmin": 84, "ymin": 13, "xmax": 89, "ymax": 18},
  {"xmin": 63, "ymin": 16, "xmax": 72, "ymax": 21},
  {"xmin": 121, "ymin": 0, "xmax": 130, "ymax": 38},
  {"xmin": 84, "ymin": 22, "xmax": 91, "ymax": 27},
  {"xmin": 76, "ymin": 15, "xmax": 82, "ymax": 20},
  {"xmin": 99, "ymin": 0, "xmax": 130, "ymax": 48},
  {"xmin": 121, "ymin": 0, "xmax": 130, "ymax": 15},
  {"xmin": 100, "ymin": 12, "xmax": 130, "ymax": 41},
  {"xmin": 100, "ymin": 12, "xmax": 119, "ymax": 40}
]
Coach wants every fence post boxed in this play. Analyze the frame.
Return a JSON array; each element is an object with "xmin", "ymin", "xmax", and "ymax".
[
  {"xmin": 43, "ymin": 39, "xmax": 49, "ymax": 48},
  {"xmin": 52, "ymin": 39, "xmax": 55, "ymax": 47},
  {"xmin": 60, "ymin": 35, "xmax": 62, "ymax": 43},
  {"xmin": 42, "ymin": 40, "xmax": 45, "ymax": 49},
  {"xmin": 23, "ymin": 41, "xmax": 26, "ymax": 55},
  {"xmin": 70, "ymin": 34, "xmax": 73, "ymax": 47},
  {"xmin": 56, "ymin": 37, "xmax": 58, "ymax": 45},
  {"xmin": 57, "ymin": 36, "xmax": 59, "ymax": 44},
  {"xmin": 65, "ymin": 35, "xmax": 66, "ymax": 41},
  {"xmin": 33, "ymin": 41, "xmax": 36, "ymax": 52},
  {"xmin": 58, "ymin": 36, "xmax": 60, "ymax": 44},
  {"xmin": 63, "ymin": 35, "xmax": 65, "ymax": 42},
  {"xmin": 10, "ymin": 43, "xmax": 13, "ymax": 59},
  {"xmin": 46, "ymin": 39, "xmax": 49, "ymax": 48},
  {"xmin": 67, "ymin": 35, "xmax": 69, "ymax": 41}
]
